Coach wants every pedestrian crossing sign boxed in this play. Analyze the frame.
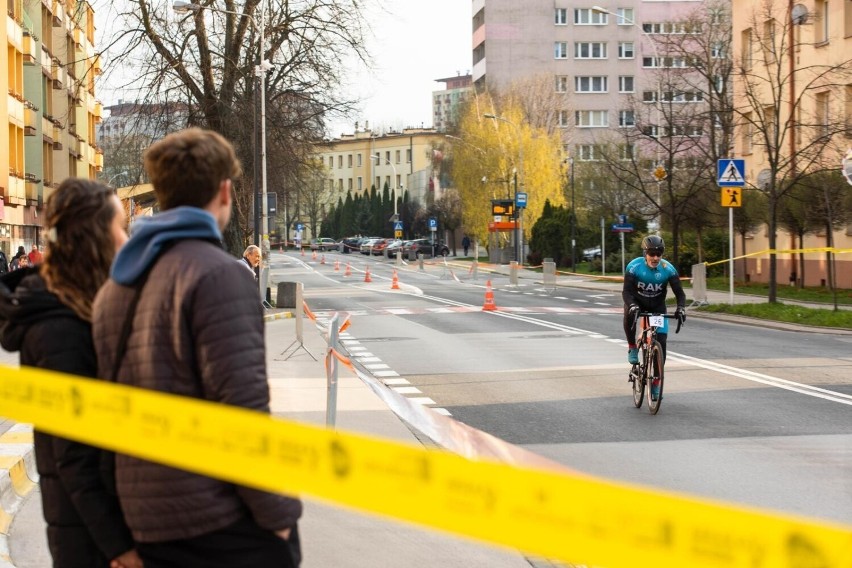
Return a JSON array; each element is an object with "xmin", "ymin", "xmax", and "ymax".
[
  {"xmin": 721, "ymin": 187, "xmax": 742, "ymax": 207},
  {"xmin": 717, "ymin": 159, "xmax": 746, "ymax": 187}
]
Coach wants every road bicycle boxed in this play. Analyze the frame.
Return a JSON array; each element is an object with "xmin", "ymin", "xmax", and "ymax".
[{"xmin": 628, "ymin": 312, "xmax": 683, "ymax": 415}]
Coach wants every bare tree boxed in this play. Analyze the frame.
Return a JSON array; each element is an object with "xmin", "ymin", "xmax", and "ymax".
[
  {"xmin": 97, "ymin": 0, "xmax": 372, "ymax": 254},
  {"xmin": 732, "ymin": 0, "xmax": 852, "ymax": 301}
]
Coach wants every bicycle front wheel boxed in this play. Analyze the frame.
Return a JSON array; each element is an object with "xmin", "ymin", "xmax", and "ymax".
[{"xmin": 647, "ymin": 341, "xmax": 665, "ymax": 415}]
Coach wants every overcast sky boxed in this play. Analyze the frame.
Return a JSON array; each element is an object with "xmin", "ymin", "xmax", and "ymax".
[{"xmin": 329, "ymin": 0, "xmax": 472, "ymax": 137}]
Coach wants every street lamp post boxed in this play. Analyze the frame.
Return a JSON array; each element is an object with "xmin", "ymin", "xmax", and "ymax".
[
  {"xmin": 566, "ymin": 157, "xmax": 576, "ymax": 269},
  {"xmin": 592, "ymin": 6, "xmax": 664, "ymax": 233},
  {"xmin": 483, "ymin": 113, "xmax": 524, "ymax": 264},
  {"xmin": 173, "ymin": 0, "xmax": 270, "ymax": 287}
]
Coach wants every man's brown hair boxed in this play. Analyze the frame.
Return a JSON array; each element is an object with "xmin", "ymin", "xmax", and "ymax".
[{"xmin": 143, "ymin": 128, "xmax": 242, "ymax": 210}]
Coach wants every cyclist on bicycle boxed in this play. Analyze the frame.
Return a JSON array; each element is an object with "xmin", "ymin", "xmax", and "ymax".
[{"xmin": 622, "ymin": 235, "xmax": 686, "ymax": 365}]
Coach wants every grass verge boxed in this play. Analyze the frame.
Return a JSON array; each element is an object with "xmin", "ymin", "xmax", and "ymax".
[
  {"xmin": 694, "ymin": 302, "xmax": 852, "ymax": 329},
  {"xmin": 705, "ymin": 277, "xmax": 852, "ymax": 306}
]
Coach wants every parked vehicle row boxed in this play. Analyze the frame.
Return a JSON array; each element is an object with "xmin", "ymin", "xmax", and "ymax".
[{"xmin": 302, "ymin": 236, "xmax": 451, "ymax": 259}]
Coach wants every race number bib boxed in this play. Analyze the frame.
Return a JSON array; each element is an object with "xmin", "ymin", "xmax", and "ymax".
[{"xmin": 649, "ymin": 315, "xmax": 664, "ymax": 328}]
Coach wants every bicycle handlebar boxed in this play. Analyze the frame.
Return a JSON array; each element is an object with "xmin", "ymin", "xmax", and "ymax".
[{"xmin": 632, "ymin": 311, "xmax": 684, "ymax": 334}]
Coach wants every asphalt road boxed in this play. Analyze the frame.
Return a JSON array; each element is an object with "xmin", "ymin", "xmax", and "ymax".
[{"xmin": 273, "ymin": 252, "xmax": 852, "ymax": 527}]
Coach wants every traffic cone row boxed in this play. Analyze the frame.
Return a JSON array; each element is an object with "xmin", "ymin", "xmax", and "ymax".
[
  {"xmin": 391, "ymin": 269, "xmax": 400, "ymax": 290},
  {"xmin": 344, "ymin": 262, "xmax": 352, "ymax": 277},
  {"xmin": 482, "ymin": 280, "xmax": 497, "ymax": 311},
  {"xmin": 364, "ymin": 266, "xmax": 372, "ymax": 283}
]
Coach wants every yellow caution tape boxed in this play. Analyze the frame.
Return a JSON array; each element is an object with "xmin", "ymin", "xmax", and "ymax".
[
  {"xmin": 705, "ymin": 247, "xmax": 852, "ymax": 267},
  {"xmin": 1, "ymin": 365, "xmax": 850, "ymax": 567}
]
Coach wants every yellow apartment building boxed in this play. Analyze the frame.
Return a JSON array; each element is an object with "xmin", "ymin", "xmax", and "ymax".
[
  {"xmin": 2, "ymin": 0, "xmax": 102, "ymax": 256},
  {"xmin": 731, "ymin": 0, "xmax": 852, "ymax": 288},
  {"xmin": 312, "ymin": 125, "xmax": 446, "ymax": 237}
]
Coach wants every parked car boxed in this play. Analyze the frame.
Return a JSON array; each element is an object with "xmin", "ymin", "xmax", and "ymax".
[
  {"xmin": 310, "ymin": 238, "xmax": 338, "ymax": 252},
  {"xmin": 339, "ymin": 236, "xmax": 364, "ymax": 254},
  {"xmin": 359, "ymin": 237, "xmax": 385, "ymax": 255},
  {"xmin": 383, "ymin": 239, "xmax": 406, "ymax": 259},
  {"xmin": 406, "ymin": 238, "xmax": 449, "ymax": 259},
  {"xmin": 583, "ymin": 246, "xmax": 602, "ymax": 261}
]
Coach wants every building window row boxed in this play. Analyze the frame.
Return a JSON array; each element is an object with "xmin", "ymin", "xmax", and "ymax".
[
  {"xmin": 641, "ymin": 21, "xmax": 703, "ymax": 34},
  {"xmin": 326, "ymin": 150, "xmax": 413, "ymax": 170},
  {"xmin": 554, "ymin": 74, "xmax": 635, "ymax": 93},
  {"xmin": 641, "ymin": 90, "xmax": 704, "ymax": 103},
  {"xmin": 555, "ymin": 8, "xmax": 634, "ymax": 26}
]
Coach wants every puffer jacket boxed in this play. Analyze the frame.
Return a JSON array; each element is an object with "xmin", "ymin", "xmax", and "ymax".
[
  {"xmin": 0, "ymin": 269, "xmax": 135, "ymax": 567},
  {"xmin": 92, "ymin": 207, "xmax": 302, "ymax": 543}
]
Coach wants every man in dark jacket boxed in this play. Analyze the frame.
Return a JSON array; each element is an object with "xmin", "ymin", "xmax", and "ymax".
[{"xmin": 92, "ymin": 128, "xmax": 302, "ymax": 567}]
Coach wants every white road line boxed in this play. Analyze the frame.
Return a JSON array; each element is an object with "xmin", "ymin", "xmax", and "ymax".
[
  {"xmin": 382, "ymin": 378, "xmax": 410, "ymax": 385},
  {"xmin": 408, "ymin": 397, "xmax": 436, "ymax": 406},
  {"xmin": 373, "ymin": 370, "xmax": 400, "ymax": 378},
  {"xmin": 392, "ymin": 386, "xmax": 423, "ymax": 394}
]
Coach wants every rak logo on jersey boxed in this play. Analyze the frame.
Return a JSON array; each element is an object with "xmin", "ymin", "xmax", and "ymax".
[{"xmin": 638, "ymin": 282, "xmax": 665, "ymax": 296}]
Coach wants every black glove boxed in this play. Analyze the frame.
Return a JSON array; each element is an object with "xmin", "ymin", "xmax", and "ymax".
[
  {"xmin": 628, "ymin": 304, "xmax": 640, "ymax": 319},
  {"xmin": 675, "ymin": 306, "xmax": 686, "ymax": 324}
]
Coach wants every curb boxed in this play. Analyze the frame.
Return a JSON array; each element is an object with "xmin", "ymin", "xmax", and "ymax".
[
  {"xmin": 263, "ymin": 311, "xmax": 293, "ymax": 322},
  {"xmin": 0, "ymin": 424, "xmax": 37, "ymax": 568}
]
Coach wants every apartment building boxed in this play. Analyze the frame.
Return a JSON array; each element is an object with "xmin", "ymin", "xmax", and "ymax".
[
  {"xmin": 471, "ymin": 0, "xmax": 706, "ymax": 154},
  {"xmin": 314, "ymin": 126, "xmax": 446, "ymax": 209},
  {"xmin": 432, "ymin": 73, "xmax": 473, "ymax": 132},
  {"xmin": 2, "ymin": 0, "xmax": 102, "ymax": 255},
  {"xmin": 731, "ymin": 0, "xmax": 852, "ymax": 286}
]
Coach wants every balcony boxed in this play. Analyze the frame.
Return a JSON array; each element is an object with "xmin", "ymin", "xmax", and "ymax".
[
  {"xmin": 42, "ymin": 117, "xmax": 55, "ymax": 142},
  {"xmin": 40, "ymin": 48, "xmax": 52, "ymax": 74},
  {"xmin": 94, "ymin": 101, "xmax": 103, "ymax": 122},
  {"xmin": 25, "ymin": 174, "xmax": 41, "ymax": 206},
  {"xmin": 93, "ymin": 54, "xmax": 102, "ymax": 75},
  {"xmin": 73, "ymin": 26, "xmax": 82, "ymax": 47},
  {"xmin": 7, "ymin": 95, "xmax": 25, "ymax": 128},
  {"xmin": 6, "ymin": 174, "xmax": 26, "ymax": 206},
  {"xmin": 53, "ymin": 126, "xmax": 63, "ymax": 150},
  {"xmin": 24, "ymin": 107, "xmax": 38, "ymax": 136},
  {"xmin": 22, "ymin": 33, "xmax": 38, "ymax": 65},
  {"xmin": 51, "ymin": 0, "xmax": 65, "ymax": 27},
  {"xmin": 6, "ymin": 15, "xmax": 23, "ymax": 51}
]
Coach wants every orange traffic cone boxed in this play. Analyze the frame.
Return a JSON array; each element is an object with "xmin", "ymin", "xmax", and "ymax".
[
  {"xmin": 312, "ymin": 250, "xmax": 317, "ymax": 260},
  {"xmin": 345, "ymin": 262, "xmax": 352, "ymax": 277},
  {"xmin": 482, "ymin": 280, "xmax": 497, "ymax": 311},
  {"xmin": 321, "ymin": 254, "xmax": 326, "ymax": 265},
  {"xmin": 364, "ymin": 266, "xmax": 372, "ymax": 283},
  {"xmin": 279, "ymin": 243, "xmax": 283, "ymax": 252},
  {"xmin": 391, "ymin": 269, "xmax": 400, "ymax": 290},
  {"xmin": 334, "ymin": 260, "xmax": 340, "ymax": 272},
  {"xmin": 300, "ymin": 247, "xmax": 305, "ymax": 256}
]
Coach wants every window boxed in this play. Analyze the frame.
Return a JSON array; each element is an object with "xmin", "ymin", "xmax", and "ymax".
[
  {"xmin": 576, "ymin": 144, "xmax": 602, "ymax": 160},
  {"xmin": 816, "ymin": 92, "xmax": 830, "ymax": 137},
  {"xmin": 741, "ymin": 112, "xmax": 753, "ymax": 154},
  {"xmin": 396, "ymin": 174, "xmax": 402, "ymax": 188},
  {"xmin": 357, "ymin": 153, "xmax": 362, "ymax": 166},
  {"xmin": 618, "ymin": 42, "xmax": 634, "ymax": 58},
  {"xmin": 643, "ymin": 57, "xmax": 657, "ymax": 68},
  {"xmin": 574, "ymin": 8, "xmax": 607, "ymax": 24},
  {"xmin": 575, "ymin": 110, "xmax": 609, "ymax": 127},
  {"xmin": 741, "ymin": 28, "xmax": 753, "ymax": 70},
  {"xmin": 555, "ymin": 75, "xmax": 569, "ymax": 92},
  {"xmin": 328, "ymin": 156, "xmax": 333, "ymax": 168},
  {"xmin": 617, "ymin": 8, "xmax": 634, "ymax": 25},
  {"xmin": 555, "ymin": 42, "xmax": 569, "ymax": 58},
  {"xmin": 619, "ymin": 144, "xmax": 635, "ymax": 160},
  {"xmin": 643, "ymin": 91, "xmax": 658, "ymax": 102},
  {"xmin": 575, "ymin": 76, "xmax": 608, "ymax": 93},
  {"xmin": 348, "ymin": 178, "xmax": 353, "ymax": 190},
  {"xmin": 375, "ymin": 176, "xmax": 380, "ymax": 188},
  {"xmin": 845, "ymin": 85, "xmax": 852, "ymax": 137},
  {"xmin": 338, "ymin": 179, "xmax": 343, "ymax": 190},
  {"xmin": 338, "ymin": 155, "xmax": 343, "ymax": 168},
  {"xmin": 575, "ymin": 42, "xmax": 607, "ymax": 59},
  {"xmin": 395, "ymin": 150, "xmax": 401, "ymax": 163},
  {"xmin": 711, "ymin": 42, "xmax": 725, "ymax": 59},
  {"xmin": 619, "ymin": 76, "xmax": 635, "ymax": 93},
  {"xmin": 357, "ymin": 177, "xmax": 363, "ymax": 190},
  {"xmin": 555, "ymin": 8, "xmax": 568, "ymax": 24},
  {"xmin": 406, "ymin": 149, "xmax": 412, "ymax": 162},
  {"xmin": 384, "ymin": 175, "xmax": 391, "ymax": 188},
  {"xmin": 558, "ymin": 110, "xmax": 571, "ymax": 127},
  {"xmin": 385, "ymin": 151, "xmax": 391, "ymax": 163},
  {"xmin": 347, "ymin": 154, "xmax": 353, "ymax": 167},
  {"xmin": 816, "ymin": 0, "xmax": 829, "ymax": 43},
  {"xmin": 619, "ymin": 110, "xmax": 635, "ymax": 127},
  {"xmin": 374, "ymin": 151, "xmax": 380, "ymax": 163}
]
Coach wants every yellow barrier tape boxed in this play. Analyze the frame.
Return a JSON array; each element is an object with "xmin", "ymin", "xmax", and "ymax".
[
  {"xmin": 1, "ymin": 365, "xmax": 850, "ymax": 567},
  {"xmin": 705, "ymin": 247, "xmax": 852, "ymax": 267}
]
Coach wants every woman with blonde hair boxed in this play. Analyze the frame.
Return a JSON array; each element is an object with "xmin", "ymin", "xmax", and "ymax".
[{"xmin": 0, "ymin": 178, "xmax": 141, "ymax": 568}]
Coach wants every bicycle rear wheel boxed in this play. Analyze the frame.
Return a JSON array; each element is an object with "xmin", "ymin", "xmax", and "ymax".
[
  {"xmin": 647, "ymin": 341, "xmax": 665, "ymax": 414},
  {"xmin": 631, "ymin": 364, "xmax": 644, "ymax": 408}
]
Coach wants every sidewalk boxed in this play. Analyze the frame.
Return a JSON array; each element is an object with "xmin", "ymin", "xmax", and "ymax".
[{"xmin": 7, "ymin": 315, "xmax": 534, "ymax": 568}]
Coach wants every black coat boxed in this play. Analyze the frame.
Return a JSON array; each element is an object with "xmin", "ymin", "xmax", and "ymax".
[{"xmin": 0, "ymin": 269, "xmax": 134, "ymax": 567}]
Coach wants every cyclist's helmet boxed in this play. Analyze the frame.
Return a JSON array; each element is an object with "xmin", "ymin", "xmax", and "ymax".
[{"xmin": 641, "ymin": 235, "xmax": 665, "ymax": 257}]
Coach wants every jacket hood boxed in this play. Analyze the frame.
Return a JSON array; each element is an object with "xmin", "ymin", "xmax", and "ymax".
[
  {"xmin": 0, "ymin": 269, "xmax": 75, "ymax": 352},
  {"xmin": 111, "ymin": 207, "xmax": 223, "ymax": 285}
]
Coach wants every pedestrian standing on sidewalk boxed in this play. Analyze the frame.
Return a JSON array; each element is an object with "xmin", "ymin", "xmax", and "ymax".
[
  {"xmin": 243, "ymin": 244, "xmax": 261, "ymax": 280},
  {"xmin": 0, "ymin": 178, "xmax": 141, "ymax": 568},
  {"xmin": 462, "ymin": 234, "xmax": 471, "ymax": 257},
  {"xmin": 92, "ymin": 127, "xmax": 302, "ymax": 568},
  {"xmin": 28, "ymin": 243, "xmax": 44, "ymax": 265}
]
